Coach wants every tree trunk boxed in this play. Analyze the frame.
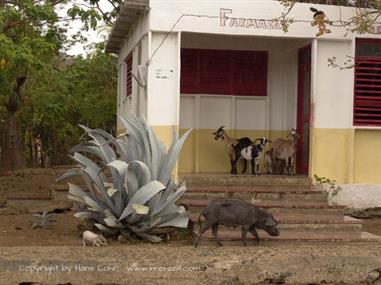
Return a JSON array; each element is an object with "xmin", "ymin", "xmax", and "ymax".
[
  {"xmin": 1, "ymin": 75, "xmax": 27, "ymax": 171},
  {"xmin": 1, "ymin": 110, "xmax": 25, "ymax": 170}
]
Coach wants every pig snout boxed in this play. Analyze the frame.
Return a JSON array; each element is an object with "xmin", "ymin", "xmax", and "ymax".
[{"xmin": 265, "ymin": 226, "xmax": 280, "ymax": 236}]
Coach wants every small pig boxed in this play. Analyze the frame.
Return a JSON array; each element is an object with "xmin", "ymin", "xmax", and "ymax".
[
  {"xmin": 193, "ymin": 199, "xmax": 279, "ymax": 247},
  {"xmin": 82, "ymin": 230, "xmax": 107, "ymax": 247}
]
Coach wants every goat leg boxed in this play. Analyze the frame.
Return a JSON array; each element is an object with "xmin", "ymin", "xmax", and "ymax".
[{"xmin": 242, "ymin": 159, "xmax": 247, "ymax": 174}]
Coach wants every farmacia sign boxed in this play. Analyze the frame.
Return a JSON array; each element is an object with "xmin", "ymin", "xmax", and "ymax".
[{"xmin": 220, "ymin": 9, "xmax": 282, "ymax": 30}]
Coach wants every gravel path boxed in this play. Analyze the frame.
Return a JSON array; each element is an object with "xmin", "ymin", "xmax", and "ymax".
[{"xmin": 1, "ymin": 242, "xmax": 381, "ymax": 285}]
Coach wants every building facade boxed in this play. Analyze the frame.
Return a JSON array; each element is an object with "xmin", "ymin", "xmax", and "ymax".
[{"xmin": 106, "ymin": 0, "xmax": 381, "ymax": 207}]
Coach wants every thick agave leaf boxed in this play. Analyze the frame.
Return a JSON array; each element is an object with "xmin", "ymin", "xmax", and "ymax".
[
  {"xmin": 151, "ymin": 185, "xmax": 187, "ymax": 216},
  {"xmin": 119, "ymin": 180, "xmax": 166, "ymax": 220},
  {"xmin": 69, "ymin": 143, "xmax": 107, "ymax": 162},
  {"xmin": 157, "ymin": 126, "xmax": 178, "ymax": 182},
  {"xmin": 157, "ymin": 213, "xmax": 189, "ymax": 228},
  {"xmin": 94, "ymin": 223, "xmax": 119, "ymax": 235},
  {"xmin": 158, "ymin": 128, "xmax": 193, "ymax": 185},
  {"xmin": 125, "ymin": 224, "xmax": 162, "ymax": 243},
  {"xmin": 106, "ymin": 160, "xmax": 129, "ymax": 200},
  {"xmin": 71, "ymin": 152, "xmax": 107, "ymax": 182},
  {"xmin": 67, "ymin": 194, "xmax": 85, "ymax": 204},
  {"xmin": 107, "ymin": 160, "xmax": 129, "ymax": 176},
  {"xmin": 78, "ymin": 124, "xmax": 117, "ymax": 162},
  {"xmin": 74, "ymin": 211, "xmax": 103, "ymax": 221},
  {"xmin": 124, "ymin": 161, "xmax": 152, "ymax": 200},
  {"xmin": 93, "ymin": 127, "xmax": 128, "ymax": 161},
  {"xmin": 67, "ymin": 183, "xmax": 87, "ymax": 199},
  {"xmin": 56, "ymin": 168, "xmax": 81, "ymax": 182},
  {"xmin": 71, "ymin": 153, "xmax": 115, "ymax": 212},
  {"xmin": 128, "ymin": 161, "xmax": 152, "ymax": 188},
  {"xmin": 135, "ymin": 232, "xmax": 162, "ymax": 243},
  {"xmin": 83, "ymin": 196, "xmax": 104, "ymax": 212},
  {"xmin": 118, "ymin": 115, "xmax": 150, "ymax": 166}
]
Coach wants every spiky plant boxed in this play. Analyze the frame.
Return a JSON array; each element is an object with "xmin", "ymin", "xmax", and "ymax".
[
  {"xmin": 57, "ymin": 115, "xmax": 192, "ymax": 242},
  {"xmin": 32, "ymin": 211, "xmax": 55, "ymax": 229}
]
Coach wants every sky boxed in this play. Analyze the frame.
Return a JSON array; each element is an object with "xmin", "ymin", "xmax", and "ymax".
[{"xmin": 57, "ymin": 1, "xmax": 113, "ymax": 56}]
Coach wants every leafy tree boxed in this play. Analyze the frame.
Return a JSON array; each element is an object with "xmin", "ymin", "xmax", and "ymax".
[
  {"xmin": 0, "ymin": 0, "xmax": 63, "ymax": 170},
  {"xmin": 0, "ymin": 0, "xmax": 119, "ymax": 170}
]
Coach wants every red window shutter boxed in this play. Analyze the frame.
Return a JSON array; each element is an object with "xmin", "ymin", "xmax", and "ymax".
[
  {"xmin": 180, "ymin": 49, "xmax": 199, "ymax": 93},
  {"xmin": 354, "ymin": 39, "xmax": 381, "ymax": 126},
  {"xmin": 180, "ymin": 48, "xmax": 267, "ymax": 96},
  {"xmin": 125, "ymin": 53, "xmax": 133, "ymax": 97},
  {"xmin": 199, "ymin": 49, "xmax": 232, "ymax": 94},
  {"xmin": 232, "ymin": 51, "xmax": 268, "ymax": 96}
]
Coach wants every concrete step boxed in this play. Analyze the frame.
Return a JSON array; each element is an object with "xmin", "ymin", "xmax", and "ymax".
[
  {"xmin": 51, "ymin": 182, "xmax": 86, "ymax": 201},
  {"xmin": 184, "ymin": 186, "xmax": 327, "ymax": 203},
  {"xmin": 190, "ymin": 214, "xmax": 361, "ymax": 233},
  {"xmin": 180, "ymin": 173, "xmax": 312, "ymax": 187},
  {"xmin": 6, "ymin": 196, "xmax": 53, "ymax": 209},
  {"xmin": 181, "ymin": 199, "xmax": 345, "ymax": 217},
  {"xmin": 189, "ymin": 213, "xmax": 360, "ymax": 224},
  {"xmin": 192, "ymin": 228, "xmax": 381, "ymax": 243}
]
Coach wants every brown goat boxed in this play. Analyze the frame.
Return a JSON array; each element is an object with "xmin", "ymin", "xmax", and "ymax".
[
  {"xmin": 271, "ymin": 129, "xmax": 299, "ymax": 175},
  {"xmin": 213, "ymin": 126, "xmax": 252, "ymax": 174}
]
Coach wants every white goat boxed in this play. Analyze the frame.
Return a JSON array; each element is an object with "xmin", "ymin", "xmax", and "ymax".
[
  {"xmin": 240, "ymin": 138, "xmax": 272, "ymax": 175},
  {"xmin": 82, "ymin": 230, "xmax": 107, "ymax": 247},
  {"xmin": 271, "ymin": 129, "xmax": 299, "ymax": 175}
]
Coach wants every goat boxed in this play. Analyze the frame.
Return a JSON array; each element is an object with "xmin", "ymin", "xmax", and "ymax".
[
  {"xmin": 240, "ymin": 138, "xmax": 272, "ymax": 175},
  {"xmin": 264, "ymin": 149, "xmax": 273, "ymax": 174},
  {"xmin": 213, "ymin": 126, "xmax": 252, "ymax": 174},
  {"xmin": 271, "ymin": 129, "xmax": 299, "ymax": 175}
]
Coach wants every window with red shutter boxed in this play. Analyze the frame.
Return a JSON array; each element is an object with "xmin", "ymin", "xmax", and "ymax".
[
  {"xmin": 354, "ymin": 39, "xmax": 381, "ymax": 126},
  {"xmin": 125, "ymin": 53, "xmax": 133, "ymax": 97},
  {"xmin": 181, "ymin": 48, "xmax": 267, "ymax": 96}
]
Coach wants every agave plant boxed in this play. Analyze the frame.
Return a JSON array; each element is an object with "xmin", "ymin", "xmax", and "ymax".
[
  {"xmin": 32, "ymin": 211, "xmax": 55, "ymax": 229},
  {"xmin": 57, "ymin": 115, "xmax": 192, "ymax": 242}
]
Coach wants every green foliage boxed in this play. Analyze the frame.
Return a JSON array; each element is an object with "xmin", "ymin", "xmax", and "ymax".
[
  {"xmin": 314, "ymin": 174, "xmax": 342, "ymax": 198},
  {"xmin": 58, "ymin": 115, "xmax": 193, "ymax": 243},
  {"xmin": 278, "ymin": 0, "xmax": 381, "ymax": 35}
]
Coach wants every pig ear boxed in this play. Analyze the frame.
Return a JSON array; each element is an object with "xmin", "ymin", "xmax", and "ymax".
[{"xmin": 264, "ymin": 216, "xmax": 277, "ymax": 226}]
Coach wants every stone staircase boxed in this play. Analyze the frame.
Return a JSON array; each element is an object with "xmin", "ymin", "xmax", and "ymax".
[
  {"xmin": 3, "ymin": 170, "xmax": 380, "ymax": 242},
  {"xmin": 179, "ymin": 174, "xmax": 381, "ymax": 242}
]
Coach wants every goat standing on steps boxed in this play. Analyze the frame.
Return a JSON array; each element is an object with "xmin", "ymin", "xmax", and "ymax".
[
  {"xmin": 213, "ymin": 126, "xmax": 252, "ymax": 174},
  {"xmin": 240, "ymin": 138, "xmax": 272, "ymax": 175},
  {"xmin": 271, "ymin": 129, "xmax": 299, "ymax": 175}
]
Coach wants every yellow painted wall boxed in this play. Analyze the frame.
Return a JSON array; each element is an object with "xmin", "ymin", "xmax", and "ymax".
[
  {"xmin": 310, "ymin": 128, "xmax": 381, "ymax": 184},
  {"xmin": 179, "ymin": 128, "xmax": 287, "ymax": 174},
  {"xmin": 354, "ymin": 130, "xmax": 381, "ymax": 184},
  {"xmin": 310, "ymin": 128, "xmax": 353, "ymax": 184},
  {"xmin": 119, "ymin": 126, "xmax": 381, "ymax": 185}
]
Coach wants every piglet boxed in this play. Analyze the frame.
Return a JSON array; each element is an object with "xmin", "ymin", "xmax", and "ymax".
[{"xmin": 82, "ymin": 230, "xmax": 107, "ymax": 247}]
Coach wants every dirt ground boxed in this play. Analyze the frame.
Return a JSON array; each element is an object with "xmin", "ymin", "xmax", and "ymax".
[
  {"xmin": 0, "ymin": 167, "xmax": 68, "ymax": 200},
  {"xmin": 2, "ymin": 168, "xmax": 381, "ymax": 284},
  {"xmin": 1, "ymin": 209, "xmax": 381, "ymax": 284}
]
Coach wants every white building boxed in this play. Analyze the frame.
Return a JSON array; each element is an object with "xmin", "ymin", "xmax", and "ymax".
[{"xmin": 106, "ymin": 0, "xmax": 381, "ymax": 208}]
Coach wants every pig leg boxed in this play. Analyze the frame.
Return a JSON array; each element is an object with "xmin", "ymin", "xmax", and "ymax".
[
  {"xmin": 249, "ymin": 226, "xmax": 260, "ymax": 244},
  {"xmin": 82, "ymin": 238, "xmax": 86, "ymax": 247},
  {"xmin": 193, "ymin": 222, "xmax": 212, "ymax": 248},
  {"xmin": 241, "ymin": 225, "xmax": 249, "ymax": 246},
  {"xmin": 212, "ymin": 223, "xmax": 222, "ymax": 247}
]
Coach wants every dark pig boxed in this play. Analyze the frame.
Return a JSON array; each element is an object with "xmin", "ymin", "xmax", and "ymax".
[{"xmin": 193, "ymin": 199, "xmax": 280, "ymax": 247}]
